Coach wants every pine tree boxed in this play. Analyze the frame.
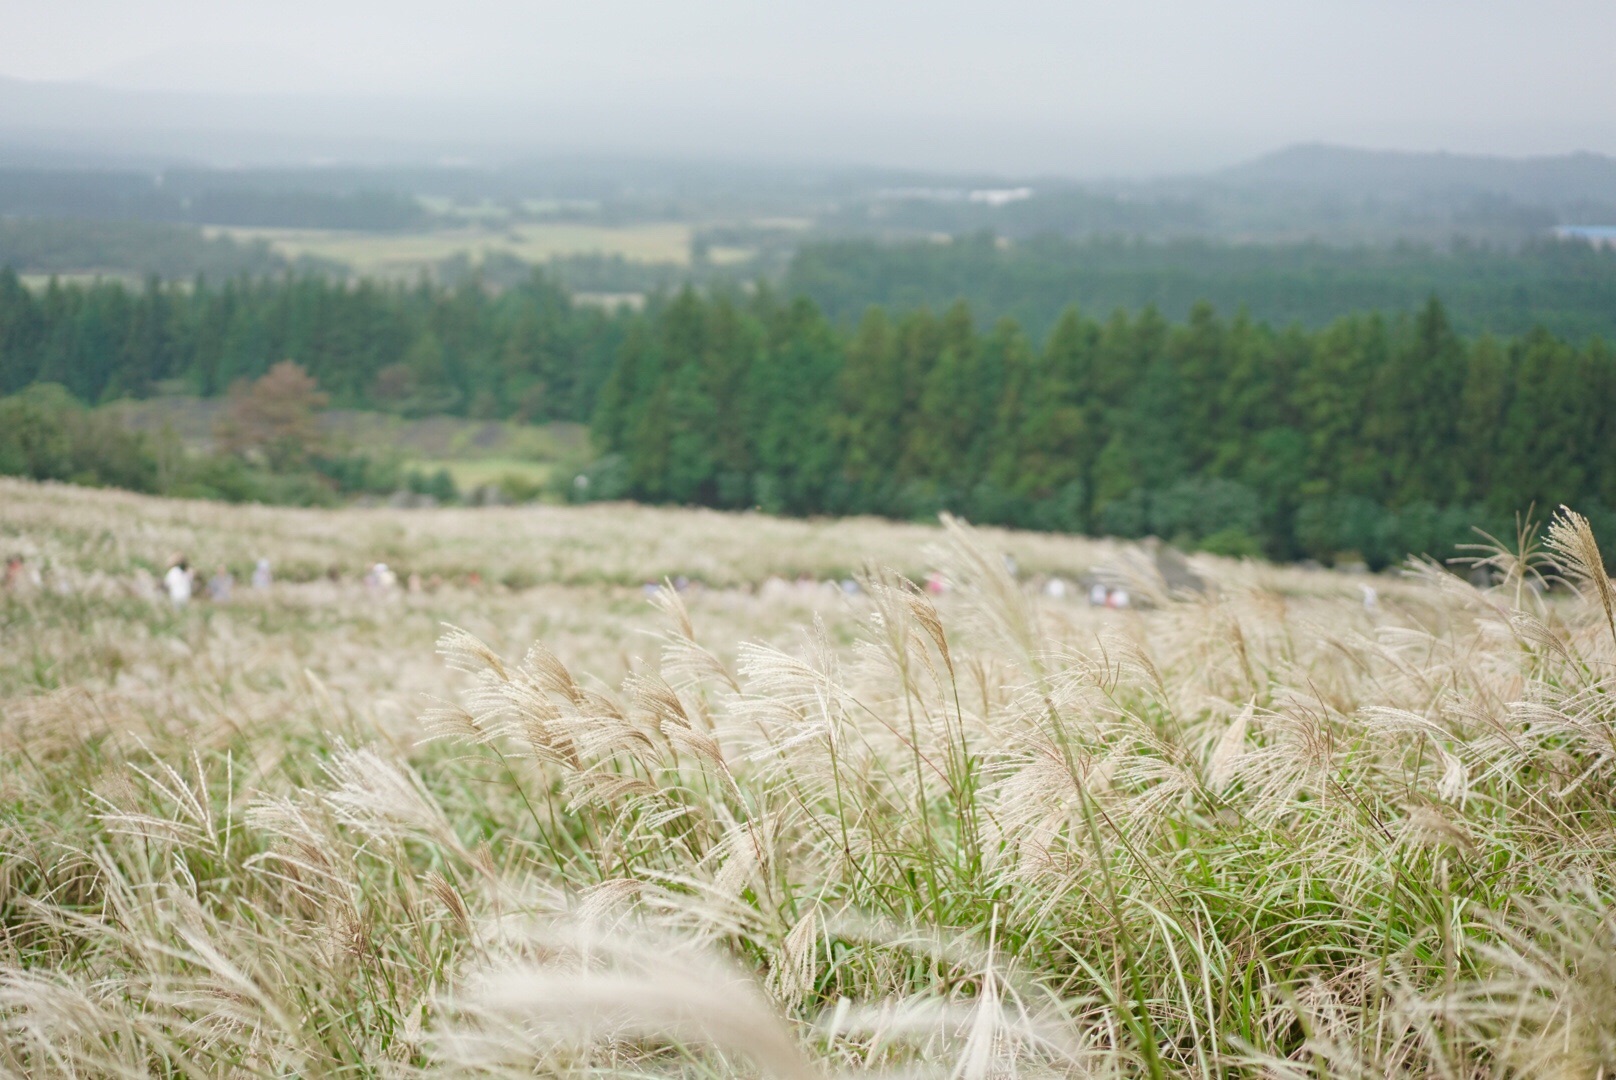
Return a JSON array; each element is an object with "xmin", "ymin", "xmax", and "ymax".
[
  {"xmin": 907, "ymin": 301, "xmax": 981, "ymax": 490},
  {"xmin": 700, "ymin": 292, "xmax": 762, "ymax": 492},
  {"xmin": 752, "ymin": 299, "xmax": 842, "ymax": 513},
  {"xmin": 1017, "ymin": 307, "xmax": 1095, "ymax": 501},
  {"xmin": 1455, "ymin": 335, "xmax": 1512, "ymax": 506},
  {"xmin": 1495, "ymin": 329, "xmax": 1591, "ymax": 512},
  {"xmin": 1375, "ymin": 298, "xmax": 1467, "ymax": 504},
  {"xmin": 1296, "ymin": 314, "xmax": 1385, "ymax": 498},
  {"xmin": 835, "ymin": 308, "xmax": 902, "ymax": 492},
  {"xmin": 1168, "ymin": 301, "xmax": 1227, "ymax": 472},
  {"xmin": 0, "ymin": 268, "xmax": 42, "ymax": 394}
]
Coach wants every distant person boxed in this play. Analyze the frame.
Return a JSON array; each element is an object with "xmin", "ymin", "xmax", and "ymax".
[
  {"xmin": 365, "ymin": 562, "xmax": 397, "ymax": 593},
  {"xmin": 251, "ymin": 558, "xmax": 273, "ymax": 590},
  {"xmin": 46, "ymin": 563, "xmax": 75, "ymax": 596},
  {"xmin": 3, "ymin": 556, "xmax": 22, "ymax": 590},
  {"xmin": 208, "ymin": 565, "xmax": 234, "ymax": 602},
  {"xmin": 164, "ymin": 557, "xmax": 192, "ymax": 608},
  {"xmin": 1089, "ymin": 583, "xmax": 1108, "ymax": 607}
]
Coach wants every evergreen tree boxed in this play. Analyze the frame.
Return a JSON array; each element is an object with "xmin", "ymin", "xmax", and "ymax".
[
  {"xmin": 835, "ymin": 307, "xmax": 903, "ymax": 494},
  {"xmin": 751, "ymin": 298, "xmax": 842, "ymax": 514},
  {"xmin": 1455, "ymin": 335, "xmax": 1512, "ymax": 507},
  {"xmin": 907, "ymin": 301, "xmax": 982, "ymax": 490},
  {"xmin": 1495, "ymin": 330, "xmax": 1592, "ymax": 512},
  {"xmin": 1296, "ymin": 314, "xmax": 1385, "ymax": 498},
  {"xmin": 1373, "ymin": 298, "xmax": 1467, "ymax": 504},
  {"xmin": 0, "ymin": 268, "xmax": 42, "ymax": 394},
  {"xmin": 1169, "ymin": 301, "xmax": 1227, "ymax": 472},
  {"xmin": 1017, "ymin": 307, "xmax": 1095, "ymax": 501}
]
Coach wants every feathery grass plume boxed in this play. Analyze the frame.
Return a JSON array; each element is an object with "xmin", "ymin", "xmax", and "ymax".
[
  {"xmin": 1546, "ymin": 504, "xmax": 1616, "ymax": 647},
  {"xmin": 934, "ymin": 512, "xmax": 1041, "ymax": 667},
  {"xmin": 902, "ymin": 578, "xmax": 955, "ymax": 682},
  {"xmin": 424, "ymin": 869, "xmax": 472, "ymax": 934},
  {"xmin": 1455, "ymin": 506, "xmax": 1554, "ymax": 611},
  {"xmin": 769, "ymin": 908, "xmax": 820, "ymax": 1012},
  {"xmin": 809, "ymin": 948, "xmax": 1096, "ymax": 1079},
  {"xmin": 318, "ymin": 742, "xmax": 469, "ymax": 856},
  {"xmin": 655, "ymin": 584, "xmax": 742, "ymax": 694},
  {"xmin": 417, "ymin": 693, "xmax": 487, "ymax": 744},
  {"xmin": 437, "ymin": 621, "xmax": 512, "ymax": 681},
  {"xmin": 242, "ymin": 795, "xmax": 351, "ymax": 909},
  {"xmin": 524, "ymin": 638, "xmax": 588, "ymax": 706},
  {"xmin": 434, "ymin": 919, "xmax": 819, "ymax": 1080},
  {"xmin": 1422, "ymin": 883, "xmax": 1616, "ymax": 1077},
  {"xmin": 1206, "ymin": 701, "xmax": 1251, "ymax": 794}
]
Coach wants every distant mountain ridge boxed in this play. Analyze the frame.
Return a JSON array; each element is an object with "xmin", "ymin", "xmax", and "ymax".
[
  {"xmin": 1220, "ymin": 143, "xmax": 1616, "ymax": 206},
  {"xmin": 3, "ymin": 73, "xmax": 1614, "ymax": 195}
]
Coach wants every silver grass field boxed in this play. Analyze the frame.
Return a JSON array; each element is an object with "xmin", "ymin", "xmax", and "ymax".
[{"xmin": 2, "ymin": 478, "xmax": 1615, "ymax": 1078}]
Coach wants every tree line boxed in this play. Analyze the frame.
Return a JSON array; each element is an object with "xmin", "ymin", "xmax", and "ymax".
[
  {"xmin": 2, "ymin": 265, "xmax": 1612, "ymax": 566},
  {"xmin": 0, "ymin": 219, "xmax": 293, "ymax": 280},
  {"xmin": 786, "ymin": 234, "xmax": 1616, "ymax": 343},
  {"xmin": 589, "ymin": 288, "xmax": 1616, "ymax": 566},
  {"xmin": 0, "ymin": 169, "xmax": 429, "ymax": 231},
  {"xmin": 0, "ymin": 268, "xmax": 630, "ymax": 422}
]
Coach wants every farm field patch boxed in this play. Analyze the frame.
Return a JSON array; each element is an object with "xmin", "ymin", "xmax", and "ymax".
[{"xmin": 206, "ymin": 221, "xmax": 703, "ymax": 275}]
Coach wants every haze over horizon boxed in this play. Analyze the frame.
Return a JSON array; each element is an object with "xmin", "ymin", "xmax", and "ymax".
[{"xmin": 3, "ymin": 0, "xmax": 1614, "ymax": 175}]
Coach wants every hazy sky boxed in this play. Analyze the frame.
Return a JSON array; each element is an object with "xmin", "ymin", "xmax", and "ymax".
[{"xmin": 3, "ymin": 0, "xmax": 1613, "ymax": 173}]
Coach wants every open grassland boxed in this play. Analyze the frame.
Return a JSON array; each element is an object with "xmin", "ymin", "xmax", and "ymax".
[
  {"xmin": 108, "ymin": 397, "xmax": 585, "ymax": 455},
  {"xmin": 425, "ymin": 456, "xmax": 555, "ymax": 495},
  {"xmin": 18, "ymin": 272, "xmax": 142, "ymax": 290},
  {"xmin": 2, "ymin": 479, "xmax": 1615, "ymax": 1077},
  {"xmin": 106, "ymin": 399, "xmax": 586, "ymax": 485},
  {"xmin": 0, "ymin": 478, "xmax": 1136, "ymax": 588}
]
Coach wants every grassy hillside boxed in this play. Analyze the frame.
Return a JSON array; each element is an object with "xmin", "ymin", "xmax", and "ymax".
[
  {"xmin": 1, "ymin": 476, "xmax": 1127, "ymax": 587},
  {"xmin": 3, "ymin": 480, "xmax": 1615, "ymax": 1076},
  {"xmin": 108, "ymin": 396, "xmax": 579, "ymax": 451}
]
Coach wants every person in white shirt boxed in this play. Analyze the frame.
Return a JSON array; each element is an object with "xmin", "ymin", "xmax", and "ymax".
[
  {"xmin": 251, "ymin": 558, "xmax": 273, "ymax": 590},
  {"xmin": 164, "ymin": 557, "xmax": 192, "ymax": 607}
]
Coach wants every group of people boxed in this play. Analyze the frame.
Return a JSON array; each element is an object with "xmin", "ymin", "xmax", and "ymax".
[
  {"xmin": 1036, "ymin": 576, "xmax": 1132, "ymax": 608},
  {"xmin": 162, "ymin": 556, "xmax": 273, "ymax": 607},
  {"xmin": 156, "ymin": 556, "xmax": 452, "ymax": 608},
  {"xmin": 364, "ymin": 563, "xmax": 445, "ymax": 595}
]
